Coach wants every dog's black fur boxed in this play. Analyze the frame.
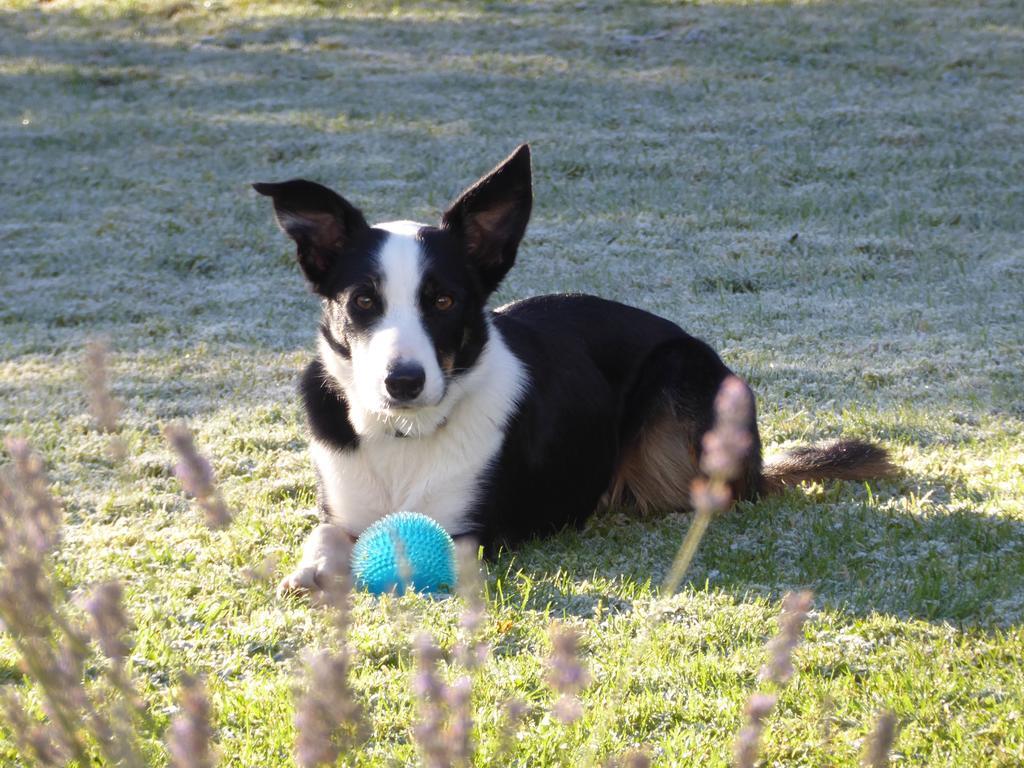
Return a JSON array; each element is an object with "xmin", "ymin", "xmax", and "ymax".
[{"xmin": 256, "ymin": 145, "xmax": 893, "ymax": 589}]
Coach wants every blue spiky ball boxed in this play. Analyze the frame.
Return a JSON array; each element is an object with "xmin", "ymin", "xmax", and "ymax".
[{"xmin": 351, "ymin": 511, "xmax": 456, "ymax": 595}]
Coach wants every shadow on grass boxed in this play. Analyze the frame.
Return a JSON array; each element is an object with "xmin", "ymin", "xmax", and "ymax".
[
  {"xmin": 493, "ymin": 476, "xmax": 1024, "ymax": 630},
  {"xmin": 0, "ymin": 5, "xmax": 704, "ymax": 147}
]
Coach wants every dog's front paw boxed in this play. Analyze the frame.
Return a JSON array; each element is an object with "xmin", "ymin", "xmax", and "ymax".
[
  {"xmin": 277, "ymin": 563, "xmax": 321, "ymax": 599},
  {"xmin": 277, "ymin": 523, "xmax": 354, "ymax": 601}
]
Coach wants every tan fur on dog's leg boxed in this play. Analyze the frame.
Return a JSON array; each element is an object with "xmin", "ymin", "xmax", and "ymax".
[
  {"xmin": 608, "ymin": 408, "xmax": 699, "ymax": 514},
  {"xmin": 277, "ymin": 523, "xmax": 352, "ymax": 598}
]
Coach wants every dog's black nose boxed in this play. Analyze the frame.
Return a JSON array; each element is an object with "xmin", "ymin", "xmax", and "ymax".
[{"xmin": 385, "ymin": 362, "xmax": 426, "ymax": 402}]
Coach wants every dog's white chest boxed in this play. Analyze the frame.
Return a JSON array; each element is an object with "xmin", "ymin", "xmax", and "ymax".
[{"xmin": 311, "ymin": 331, "xmax": 526, "ymax": 536}]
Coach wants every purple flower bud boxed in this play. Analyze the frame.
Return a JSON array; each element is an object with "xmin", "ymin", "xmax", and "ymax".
[
  {"xmin": 547, "ymin": 625, "xmax": 589, "ymax": 725},
  {"xmin": 167, "ymin": 675, "xmax": 214, "ymax": 768},
  {"xmin": 690, "ymin": 477, "xmax": 732, "ymax": 514},
  {"xmin": 552, "ymin": 695, "xmax": 583, "ymax": 724},
  {"xmin": 699, "ymin": 376, "xmax": 754, "ymax": 482},
  {"xmin": 733, "ymin": 693, "xmax": 778, "ymax": 768},
  {"xmin": 759, "ymin": 591, "xmax": 813, "ymax": 685},
  {"xmin": 85, "ymin": 340, "xmax": 122, "ymax": 433},
  {"xmin": 164, "ymin": 424, "xmax": 232, "ymax": 529},
  {"xmin": 84, "ymin": 581, "xmax": 130, "ymax": 663},
  {"xmin": 293, "ymin": 647, "xmax": 365, "ymax": 767},
  {"xmin": 864, "ymin": 711, "xmax": 898, "ymax": 768}
]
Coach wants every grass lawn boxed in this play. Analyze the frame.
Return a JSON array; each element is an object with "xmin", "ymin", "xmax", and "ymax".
[{"xmin": 1, "ymin": 0, "xmax": 1023, "ymax": 764}]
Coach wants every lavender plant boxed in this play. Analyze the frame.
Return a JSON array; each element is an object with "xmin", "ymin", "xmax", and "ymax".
[
  {"xmin": 863, "ymin": 711, "xmax": 898, "ymax": 768},
  {"xmin": 293, "ymin": 650, "xmax": 364, "ymax": 768},
  {"xmin": 84, "ymin": 339, "xmax": 127, "ymax": 462},
  {"xmin": 408, "ymin": 542, "xmax": 491, "ymax": 767},
  {"xmin": 453, "ymin": 541, "xmax": 488, "ymax": 673},
  {"xmin": 733, "ymin": 591, "xmax": 814, "ymax": 768},
  {"xmin": 291, "ymin": 526, "xmax": 367, "ymax": 767},
  {"xmin": 603, "ymin": 751, "xmax": 652, "ymax": 768},
  {"xmin": 733, "ymin": 693, "xmax": 779, "ymax": 768},
  {"xmin": 167, "ymin": 675, "xmax": 216, "ymax": 768},
  {"xmin": 663, "ymin": 375, "xmax": 753, "ymax": 594},
  {"xmin": 0, "ymin": 438, "xmax": 147, "ymax": 767},
  {"xmin": 759, "ymin": 590, "xmax": 814, "ymax": 686},
  {"xmin": 164, "ymin": 422, "xmax": 232, "ymax": 529},
  {"xmin": 84, "ymin": 340, "xmax": 122, "ymax": 434},
  {"xmin": 0, "ymin": 382, "xmax": 895, "ymax": 768},
  {"xmin": 412, "ymin": 633, "xmax": 458, "ymax": 768},
  {"xmin": 547, "ymin": 625, "xmax": 589, "ymax": 725},
  {"xmin": 493, "ymin": 697, "xmax": 529, "ymax": 762}
]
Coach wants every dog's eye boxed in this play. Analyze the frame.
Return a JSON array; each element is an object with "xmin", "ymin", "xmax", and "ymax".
[
  {"xmin": 354, "ymin": 294, "xmax": 376, "ymax": 311},
  {"xmin": 435, "ymin": 295, "xmax": 454, "ymax": 311}
]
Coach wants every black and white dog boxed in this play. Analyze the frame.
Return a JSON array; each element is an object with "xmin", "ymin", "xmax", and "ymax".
[{"xmin": 255, "ymin": 145, "xmax": 892, "ymax": 594}]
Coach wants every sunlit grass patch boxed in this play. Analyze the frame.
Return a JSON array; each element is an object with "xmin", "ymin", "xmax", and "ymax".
[{"xmin": 2, "ymin": 0, "xmax": 1023, "ymax": 764}]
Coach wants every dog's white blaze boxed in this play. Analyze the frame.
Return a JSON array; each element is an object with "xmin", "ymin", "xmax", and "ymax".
[
  {"xmin": 312, "ymin": 321, "xmax": 528, "ymax": 536},
  {"xmin": 375, "ymin": 219, "xmax": 422, "ymax": 237},
  {"xmin": 345, "ymin": 223, "xmax": 446, "ymax": 425}
]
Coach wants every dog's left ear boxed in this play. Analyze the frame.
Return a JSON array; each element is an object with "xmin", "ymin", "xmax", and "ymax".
[{"xmin": 442, "ymin": 144, "xmax": 532, "ymax": 295}]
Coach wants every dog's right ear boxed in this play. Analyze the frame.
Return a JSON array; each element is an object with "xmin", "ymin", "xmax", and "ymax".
[{"xmin": 253, "ymin": 179, "xmax": 368, "ymax": 292}]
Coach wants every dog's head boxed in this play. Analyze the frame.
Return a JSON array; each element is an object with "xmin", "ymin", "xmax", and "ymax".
[{"xmin": 254, "ymin": 144, "xmax": 532, "ymax": 437}]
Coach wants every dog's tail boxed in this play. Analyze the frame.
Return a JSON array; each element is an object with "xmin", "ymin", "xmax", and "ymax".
[{"xmin": 760, "ymin": 439, "xmax": 895, "ymax": 495}]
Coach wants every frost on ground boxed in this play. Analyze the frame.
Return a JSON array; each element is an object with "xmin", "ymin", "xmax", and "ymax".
[{"xmin": 1, "ymin": 0, "xmax": 1023, "ymax": 765}]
